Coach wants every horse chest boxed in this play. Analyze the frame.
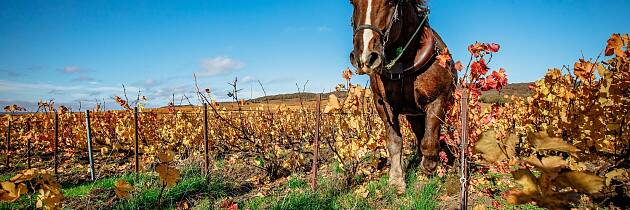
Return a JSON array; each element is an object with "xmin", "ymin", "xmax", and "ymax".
[{"xmin": 379, "ymin": 78, "xmax": 429, "ymax": 115}]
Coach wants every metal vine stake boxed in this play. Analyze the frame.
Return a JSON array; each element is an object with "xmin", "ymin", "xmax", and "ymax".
[{"xmin": 459, "ymin": 87, "xmax": 469, "ymax": 209}]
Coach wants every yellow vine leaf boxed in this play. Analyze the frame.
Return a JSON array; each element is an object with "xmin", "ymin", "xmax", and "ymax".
[
  {"xmin": 114, "ymin": 180, "xmax": 134, "ymax": 199},
  {"xmin": 524, "ymin": 156, "xmax": 568, "ymax": 173},
  {"xmin": 156, "ymin": 164, "xmax": 180, "ymax": 187},
  {"xmin": 573, "ymin": 59, "xmax": 595, "ymax": 82},
  {"xmin": 596, "ymin": 63, "xmax": 610, "ymax": 79},
  {"xmin": 504, "ymin": 134, "xmax": 519, "ymax": 159},
  {"xmin": 472, "ymin": 204, "xmax": 487, "ymax": 210},
  {"xmin": 555, "ymin": 171, "xmax": 604, "ymax": 194},
  {"xmin": 605, "ymin": 33, "xmax": 626, "ymax": 58},
  {"xmin": 506, "ymin": 189, "xmax": 537, "ymax": 205},
  {"xmin": 527, "ymin": 132, "xmax": 579, "ymax": 153},
  {"xmin": 0, "ymin": 182, "xmax": 27, "ymax": 202},
  {"xmin": 10, "ymin": 169, "xmax": 36, "ymax": 183},
  {"xmin": 604, "ymin": 169, "xmax": 628, "ymax": 186},
  {"xmin": 324, "ymin": 94, "xmax": 342, "ymax": 113},
  {"xmin": 100, "ymin": 147, "xmax": 109, "ymax": 156},
  {"xmin": 474, "ymin": 131, "xmax": 507, "ymax": 163},
  {"xmin": 158, "ymin": 150, "xmax": 175, "ymax": 163},
  {"xmin": 511, "ymin": 169, "xmax": 539, "ymax": 195},
  {"xmin": 36, "ymin": 187, "xmax": 63, "ymax": 210}
]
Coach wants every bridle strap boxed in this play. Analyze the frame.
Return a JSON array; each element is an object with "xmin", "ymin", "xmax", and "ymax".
[
  {"xmin": 353, "ymin": 24, "xmax": 385, "ymax": 39},
  {"xmin": 352, "ymin": 1, "xmax": 437, "ymax": 80},
  {"xmin": 352, "ymin": 1, "xmax": 400, "ymax": 43}
]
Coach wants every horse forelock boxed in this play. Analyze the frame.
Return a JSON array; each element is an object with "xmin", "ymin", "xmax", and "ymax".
[{"xmin": 350, "ymin": 0, "xmax": 427, "ymax": 5}]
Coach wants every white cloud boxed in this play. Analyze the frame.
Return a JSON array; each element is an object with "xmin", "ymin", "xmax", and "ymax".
[
  {"xmin": 0, "ymin": 79, "xmax": 137, "ymax": 94},
  {"xmin": 143, "ymin": 79, "xmax": 159, "ymax": 86},
  {"xmin": 284, "ymin": 26, "xmax": 332, "ymax": 33},
  {"xmin": 241, "ymin": 75, "xmax": 255, "ymax": 83},
  {"xmin": 72, "ymin": 76, "xmax": 96, "ymax": 82},
  {"xmin": 197, "ymin": 56, "xmax": 245, "ymax": 77},
  {"xmin": 317, "ymin": 26, "xmax": 332, "ymax": 32},
  {"xmin": 62, "ymin": 66, "xmax": 82, "ymax": 73},
  {"xmin": 134, "ymin": 78, "xmax": 161, "ymax": 88}
]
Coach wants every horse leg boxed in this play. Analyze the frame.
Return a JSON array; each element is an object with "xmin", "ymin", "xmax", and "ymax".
[
  {"xmin": 406, "ymin": 114, "xmax": 426, "ymax": 166},
  {"xmin": 385, "ymin": 120, "xmax": 405, "ymax": 193},
  {"xmin": 374, "ymin": 98, "xmax": 405, "ymax": 193},
  {"xmin": 420, "ymin": 96, "xmax": 445, "ymax": 175}
]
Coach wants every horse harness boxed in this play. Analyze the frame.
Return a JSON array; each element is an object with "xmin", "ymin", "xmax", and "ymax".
[{"xmin": 353, "ymin": 1, "xmax": 441, "ymax": 81}]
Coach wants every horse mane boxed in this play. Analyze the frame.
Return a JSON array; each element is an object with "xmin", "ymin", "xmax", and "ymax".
[{"xmin": 349, "ymin": 0, "xmax": 428, "ymax": 6}]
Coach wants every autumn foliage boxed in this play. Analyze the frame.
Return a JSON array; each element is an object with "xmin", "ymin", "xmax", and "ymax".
[
  {"xmin": 0, "ymin": 34, "xmax": 627, "ymax": 209},
  {"xmin": 474, "ymin": 34, "xmax": 630, "ymax": 208}
]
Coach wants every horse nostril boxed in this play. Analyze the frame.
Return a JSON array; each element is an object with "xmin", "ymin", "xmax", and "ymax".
[
  {"xmin": 366, "ymin": 51, "xmax": 382, "ymax": 69},
  {"xmin": 350, "ymin": 51, "xmax": 359, "ymax": 68}
]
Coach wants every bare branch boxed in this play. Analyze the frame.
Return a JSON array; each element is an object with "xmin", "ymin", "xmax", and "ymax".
[
  {"xmin": 122, "ymin": 84, "xmax": 130, "ymax": 104},
  {"xmin": 193, "ymin": 73, "xmax": 210, "ymax": 105}
]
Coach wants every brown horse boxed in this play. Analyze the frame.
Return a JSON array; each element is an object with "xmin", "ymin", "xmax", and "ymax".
[{"xmin": 349, "ymin": 0, "xmax": 456, "ymax": 193}]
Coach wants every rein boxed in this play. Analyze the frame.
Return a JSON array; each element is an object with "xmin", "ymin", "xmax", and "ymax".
[{"xmin": 384, "ymin": 12, "xmax": 427, "ymax": 70}]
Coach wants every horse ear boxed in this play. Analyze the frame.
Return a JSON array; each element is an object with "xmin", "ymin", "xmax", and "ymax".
[{"xmin": 351, "ymin": 16, "xmax": 354, "ymax": 28}]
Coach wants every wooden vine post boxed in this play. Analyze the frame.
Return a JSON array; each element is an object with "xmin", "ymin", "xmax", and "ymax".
[
  {"xmin": 85, "ymin": 110, "xmax": 96, "ymax": 181},
  {"xmin": 27, "ymin": 121, "xmax": 31, "ymax": 169},
  {"xmin": 54, "ymin": 113, "xmax": 59, "ymax": 175},
  {"xmin": 311, "ymin": 94, "xmax": 322, "ymax": 191},
  {"xmin": 5, "ymin": 118, "xmax": 10, "ymax": 169},
  {"xmin": 203, "ymin": 103, "xmax": 209, "ymax": 176},
  {"xmin": 459, "ymin": 87, "xmax": 469, "ymax": 209},
  {"xmin": 134, "ymin": 107, "xmax": 140, "ymax": 179}
]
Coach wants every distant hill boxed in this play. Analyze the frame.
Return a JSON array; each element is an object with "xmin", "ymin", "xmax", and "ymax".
[
  {"xmin": 248, "ymin": 83, "xmax": 532, "ymax": 103},
  {"xmin": 480, "ymin": 82, "xmax": 533, "ymax": 104},
  {"xmin": 249, "ymin": 91, "xmax": 348, "ymax": 103},
  {"xmin": 161, "ymin": 83, "xmax": 533, "ymax": 110}
]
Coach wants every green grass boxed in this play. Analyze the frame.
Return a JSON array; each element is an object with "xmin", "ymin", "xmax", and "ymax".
[
  {"xmin": 403, "ymin": 178, "xmax": 439, "ymax": 210},
  {"xmin": 272, "ymin": 190, "xmax": 337, "ymax": 210},
  {"xmin": 62, "ymin": 173, "xmax": 150, "ymax": 198},
  {"xmin": 111, "ymin": 167, "xmax": 231, "ymax": 210},
  {"xmin": 0, "ymin": 172, "xmax": 14, "ymax": 181},
  {"xmin": 286, "ymin": 176, "xmax": 307, "ymax": 189},
  {"xmin": 0, "ymin": 172, "xmax": 156, "ymax": 210},
  {"xmin": 399, "ymin": 166, "xmax": 440, "ymax": 210},
  {"xmin": 243, "ymin": 176, "xmax": 340, "ymax": 210},
  {"xmin": 243, "ymin": 168, "xmax": 441, "ymax": 210},
  {"xmin": 0, "ymin": 166, "xmax": 233, "ymax": 210},
  {"xmin": 1, "ymin": 164, "xmax": 442, "ymax": 210},
  {"xmin": 0, "ymin": 194, "xmax": 33, "ymax": 210}
]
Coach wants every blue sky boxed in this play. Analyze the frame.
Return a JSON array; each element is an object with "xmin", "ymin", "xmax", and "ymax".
[{"xmin": 1, "ymin": 0, "xmax": 628, "ymax": 110}]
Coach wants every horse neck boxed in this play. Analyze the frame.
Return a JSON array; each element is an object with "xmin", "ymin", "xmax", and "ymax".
[{"xmin": 386, "ymin": 2, "xmax": 423, "ymax": 61}]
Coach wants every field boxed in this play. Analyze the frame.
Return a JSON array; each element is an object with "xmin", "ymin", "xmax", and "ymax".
[{"xmin": 0, "ymin": 35, "xmax": 629, "ymax": 210}]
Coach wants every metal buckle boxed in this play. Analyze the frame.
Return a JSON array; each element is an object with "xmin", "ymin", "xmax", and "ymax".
[
  {"xmin": 387, "ymin": 63, "xmax": 403, "ymax": 80},
  {"xmin": 390, "ymin": 73, "xmax": 401, "ymax": 80}
]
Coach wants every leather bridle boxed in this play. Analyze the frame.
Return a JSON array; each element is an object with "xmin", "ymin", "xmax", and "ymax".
[
  {"xmin": 352, "ymin": 0, "xmax": 435, "ymax": 80},
  {"xmin": 352, "ymin": 0, "xmax": 402, "ymax": 49}
]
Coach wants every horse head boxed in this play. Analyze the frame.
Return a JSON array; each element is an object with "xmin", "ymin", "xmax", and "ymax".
[{"xmin": 349, "ymin": 0, "xmax": 424, "ymax": 75}]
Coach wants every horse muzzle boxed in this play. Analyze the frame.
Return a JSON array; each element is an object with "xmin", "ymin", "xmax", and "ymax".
[{"xmin": 350, "ymin": 50, "xmax": 383, "ymax": 75}]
